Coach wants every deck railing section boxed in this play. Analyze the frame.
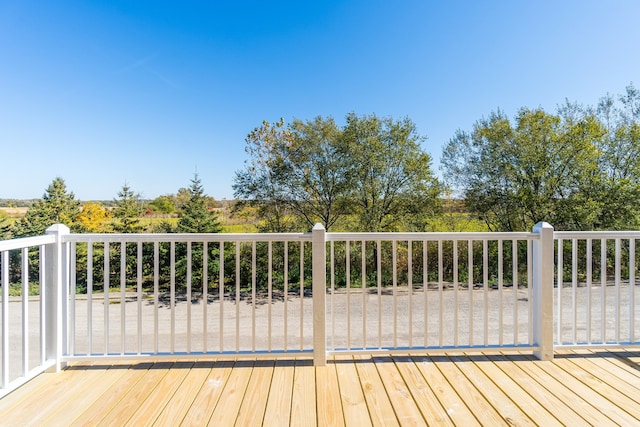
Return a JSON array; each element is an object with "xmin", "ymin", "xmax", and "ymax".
[
  {"xmin": 0, "ymin": 230, "xmax": 58, "ymax": 398},
  {"xmin": 554, "ymin": 231, "xmax": 640, "ymax": 347},
  {"xmin": 63, "ymin": 231, "xmax": 314, "ymax": 361},
  {"xmin": 324, "ymin": 231, "xmax": 541, "ymax": 355}
]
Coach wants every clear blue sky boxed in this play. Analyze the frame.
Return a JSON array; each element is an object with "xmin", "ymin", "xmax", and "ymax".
[{"xmin": 1, "ymin": 0, "xmax": 638, "ymax": 201}]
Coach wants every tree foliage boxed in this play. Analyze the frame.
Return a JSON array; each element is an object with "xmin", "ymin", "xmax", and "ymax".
[
  {"xmin": 13, "ymin": 177, "xmax": 81, "ymax": 237},
  {"xmin": 341, "ymin": 113, "xmax": 441, "ymax": 231},
  {"xmin": 442, "ymin": 84, "xmax": 640, "ymax": 231},
  {"xmin": 0, "ymin": 213, "xmax": 12, "ymax": 239},
  {"xmin": 148, "ymin": 195, "xmax": 176, "ymax": 215},
  {"xmin": 76, "ymin": 202, "xmax": 111, "ymax": 233},
  {"xmin": 112, "ymin": 183, "xmax": 144, "ymax": 233},
  {"xmin": 176, "ymin": 174, "xmax": 222, "ymax": 233},
  {"xmin": 233, "ymin": 114, "xmax": 441, "ymax": 232}
]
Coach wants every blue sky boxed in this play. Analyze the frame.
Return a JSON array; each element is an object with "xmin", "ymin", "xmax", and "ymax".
[{"xmin": 1, "ymin": 0, "xmax": 638, "ymax": 201}]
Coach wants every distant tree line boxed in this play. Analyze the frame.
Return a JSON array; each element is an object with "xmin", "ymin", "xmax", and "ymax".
[{"xmin": 4, "ymin": 174, "xmax": 221, "ymax": 239}]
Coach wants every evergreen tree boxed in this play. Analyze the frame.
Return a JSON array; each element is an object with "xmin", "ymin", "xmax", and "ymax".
[
  {"xmin": 113, "ymin": 183, "xmax": 144, "ymax": 233},
  {"xmin": 13, "ymin": 177, "xmax": 81, "ymax": 237},
  {"xmin": 173, "ymin": 174, "xmax": 221, "ymax": 294},
  {"xmin": 176, "ymin": 174, "xmax": 221, "ymax": 233},
  {"xmin": 0, "ymin": 214, "xmax": 12, "ymax": 239}
]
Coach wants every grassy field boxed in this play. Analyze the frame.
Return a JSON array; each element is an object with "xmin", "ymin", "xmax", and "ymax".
[
  {"xmin": 0, "ymin": 205, "xmax": 484, "ymax": 234},
  {"xmin": 0, "ymin": 206, "xmax": 258, "ymax": 233},
  {"xmin": 0, "ymin": 207, "xmax": 27, "ymax": 218}
]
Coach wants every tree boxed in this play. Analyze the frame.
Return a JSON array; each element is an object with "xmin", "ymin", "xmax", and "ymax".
[
  {"xmin": 13, "ymin": 177, "xmax": 81, "ymax": 237},
  {"xmin": 234, "ymin": 114, "xmax": 441, "ymax": 232},
  {"xmin": 593, "ymin": 83, "xmax": 640, "ymax": 229},
  {"xmin": 441, "ymin": 107, "xmax": 605, "ymax": 231},
  {"xmin": 76, "ymin": 202, "xmax": 111, "ymax": 233},
  {"xmin": 176, "ymin": 174, "xmax": 222, "ymax": 233},
  {"xmin": 234, "ymin": 117, "xmax": 351, "ymax": 231},
  {"xmin": 148, "ymin": 195, "xmax": 176, "ymax": 215},
  {"xmin": 288, "ymin": 116, "xmax": 352, "ymax": 230},
  {"xmin": 0, "ymin": 213, "xmax": 12, "ymax": 239},
  {"xmin": 233, "ymin": 118, "xmax": 301, "ymax": 232},
  {"xmin": 340, "ymin": 113, "xmax": 441, "ymax": 231},
  {"xmin": 112, "ymin": 183, "xmax": 144, "ymax": 233}
]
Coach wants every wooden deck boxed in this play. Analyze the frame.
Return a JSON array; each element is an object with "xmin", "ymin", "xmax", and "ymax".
[{"xmin": 1, "ymin": 349, "xmax": 640, "ymax": 426}]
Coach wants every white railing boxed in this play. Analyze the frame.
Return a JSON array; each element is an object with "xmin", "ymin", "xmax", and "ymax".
[
  {"xmin": 63, "ymin": 231, "xmax": 315, "ymax": 361},
  {"xmin": 554, "ymin": 231, "xmax": 640, "ymax": 347},
  {"xmin": 324, "ymin": 231, "xmax": 541, "ymax": 355},
  {"xmin": 0, "ymin": 231, "xmax": 58, "ymax": 398},
  {"xmin": 5, "ymin": 221, "xmax": 640, "ymax": 396}
]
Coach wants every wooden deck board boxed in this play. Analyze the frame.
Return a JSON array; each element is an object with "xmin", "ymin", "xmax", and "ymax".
[
  {"xmin": 316, "ymin": 356, "xmax": 345, "ymax": 427},
  {"xmin": 471, "ymin": 354, "xmax": 563, "ymax": 426},
  {"xmin": 69, "ymin": 362, "xmax": 154, "ymax": 426},
  {"xmin": 0, "ymin": 362, "xmax": 101, "ymax": 427},
  {"xmin": 552, "ymin": 355, "xmax": 640, "ymax": 419},
  {"xmin": 511, "ymin": 353, "xmax": 617, "ymax": 425},
  {"xmin": 588, "ymin": 349, "xmax": 640, "ymax": 383},
  {"xmin": 353, "ymin": 355, "xmax": 400, "ymax": 427},
  {"xmin": 448, "ymin": 354, "xmax": 536, "ymax": 426},
  {"xmin": 179, "ymin": 360, "xmax": 234, "ymax": 426},
  {"xmin": 429, "ymin": 355, "xmax": 507, "ymax": 426},
  {"xmin": 565, "ymin": 350, "xmax": 640, "ymax": 403},
  {"xmin": 263, "ymin": 359, "xmax": 295, "ymax": 427},
  {"xmin": 2, "ymin": 351, "xmax": 640, "ymax": 426},
  {"xmin": 376, "ymin": 356, "xmax": 428, "ymax": 426},
  {"xmin": 335, "ymin": 355, "xmax": 372, "ymax": 427},
  {"xmin": 207, "ymin": 360, "xmax": 254, "ymax": 426},
  {"xmin": 522, "ymin": 353, "xmax": 640, "ymax": 425},
  {"xmin": 97, "ymin": 360, "xmax": 174, "ymax": 426},
  {"xmin": 234, "ymin": 359, "xmax": 275, "ymax": 427},
  {"xmin": 43, "ymin": 362, "xmax": 132, "ymax": 426},
  {"xmin": 410, "ymin": 355, "xmax": 479, "ymax": 426},
  {"xmin": 153, "ymin": 360, "xmax": 215, "ymax": 427},
  {"xmin": 289, "ymin": 359, "xmax": 317, "ymax": 427}
]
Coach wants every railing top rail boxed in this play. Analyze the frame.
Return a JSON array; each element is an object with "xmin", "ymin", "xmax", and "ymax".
[
  {"xmin": 325, "ymin": 231, "xmax": 539, "ymax": 241},
  {"xmin": 0, "ymin": 234, "xmax": 56, "ymax": 251},
  {"xmin": 63, "ymin": 232, "xmax": 311, "ymax": 244},
  {"xmin": 554, "ymin": 230, "xmax": 640, "ymax": 239}
]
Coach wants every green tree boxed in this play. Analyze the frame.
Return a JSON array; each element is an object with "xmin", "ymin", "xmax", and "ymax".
[
  {"xmin": 234, "ymin": 117, "xmax": 351, "ymax": 231},
  {"xmin": 0, "ymin": 213, "xmax": 12, "ymax": 239},
  {"xmin": 233, "ymin": 119, "xmax": 300, "ymax": 232},
  {"xmin": 442, "ymin": 107, "xmax": 605, "ymax": 231},
  {"xmin": 234, "ymin": 114, "xmax": 441, "ymax": 232},
  {"xmin": 176, "ymin": 174, "xmax": 222, "ymax": 233},
  {"xmin": 13, "ymin": 177, "xmax": 81, "ymax": 237},
  {"xmin": 340, "ymin": 113, "xmax": 441, "ymax": 231},
  {"xmin": 148, "ymin": 195, "xmax": 176, "ymax": 215},
  {"xmin": 594, "ymin": 83, "xmax": 640, "ymax": 229},
  {"xmin": 112, "ymin": 183, "xmax": 144, "ymax": 233}
]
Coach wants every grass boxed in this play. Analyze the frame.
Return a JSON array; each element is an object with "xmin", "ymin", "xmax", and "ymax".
[{"xmin": 6, "ymin": 282, "xmax": 41, "ymax": 297}]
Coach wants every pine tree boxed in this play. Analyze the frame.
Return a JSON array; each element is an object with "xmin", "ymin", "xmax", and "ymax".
[
  {"xmin": 176, "ymin": 174, "xmax": 221, "ymax": 233},
  {"xmin": 113, "ymin": 184, "xmax": 144, "ymax": 233},
  {"xmin": 0, "ymin": 215, "xmax": 12, "ymax": 239},
  {"xmin": 13, "ymin": 177, "xmax": 81, "ymax": 237}
]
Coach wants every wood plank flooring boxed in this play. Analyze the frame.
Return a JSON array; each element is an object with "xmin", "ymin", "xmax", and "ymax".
[{"xmin": 1, "ymin": 349, "xmax": 640, "ymax": 426}]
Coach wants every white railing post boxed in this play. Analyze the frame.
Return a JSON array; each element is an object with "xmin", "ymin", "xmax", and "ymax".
[
  {"xmin": 45, "ymin": 224, "xmax": 70, "ymax": 372},
  {"xmin": 532, "ymin": 222, "xmax": 554, "ymax": 360},
  {"xmin": 312, "ymin": 223, "xmax": 326, "ymax": 366}
]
